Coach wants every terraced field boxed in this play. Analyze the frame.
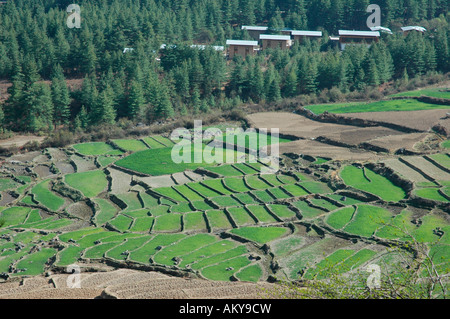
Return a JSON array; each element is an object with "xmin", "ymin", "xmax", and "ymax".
[{"xmin": 0, "ymin": 123, "xmax": 448, "ymax": 299}]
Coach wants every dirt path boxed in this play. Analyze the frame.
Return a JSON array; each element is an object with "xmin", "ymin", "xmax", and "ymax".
[{"xmin": 0, "ymin": 135, "xmax": 46, "ymax": 148}]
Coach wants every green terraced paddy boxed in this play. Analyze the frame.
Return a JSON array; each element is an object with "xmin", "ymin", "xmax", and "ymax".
[
  {"xmin": 389, "ymin": 88, "xmax": 450, "ymax": 99},
  {"xmin": 340, "ymin": 166, "xmax": 406, "ymax": 202},
  {"xmin": 227, "ymin": 207, "xmax": 256, "ymax": 226},
  {"xmin": 414, "ymin": 187, "xmax": 449, "ymax": 202},
  {"xmin": 65, "ymin": 170, "xmax": 108, "ymax": 198},
  {"xmin": 72, "ymin": 142, "xmax": 123, "ymax": 156},
  {"xmin": 343, "ymin": 205, "xmax": 394, "ymax": 237},
  {"xmin": 230, "ymin": 226, "xmax": 288, "ymax": 244},
  {"xmin": 246, "ymin": 205, "xmax": 278, "ymax": 223},
  {"xmin": 223, "ymin": 177, "xmax": 252, "ymax": 193},
  {"xmin": 112, "ymin": 139, "xmax": 149, "ymax": 152},
  {"xmin": 0, "ymin": 178, "xmax": 19, "ymax": 191},
  {"xmin": 183, "ymin": 212, "xmax": 207, "ymax": 231},
  {"xmin": 206, "ymin": 210, "xmax": 233, "ymax": 230},
  {"xmin": 31, "ymin": 180, "xmax": 65, "ymax": 211}
]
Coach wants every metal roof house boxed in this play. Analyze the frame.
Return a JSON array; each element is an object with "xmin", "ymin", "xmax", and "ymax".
[
  {"xmin": 259, "ymin": 34, "xmax": 292, "ymax": 50},
  {"xmin": 241, "ymin": 25, "xmax": 269, "ymax": 41},
  {"xmin": 226, "ymin": 40, "xmax": 259, "ymax": 59},
  {"xmin": 338, "ymin": 30, "xmax": 380, "ymax": 50},
  {"xmin": 401, "ymin": 26, "xmax": 427, "ymax": 35},
  {"xmin": 290, "ymin": 30, "xmax": 323, "ymax": 43}
]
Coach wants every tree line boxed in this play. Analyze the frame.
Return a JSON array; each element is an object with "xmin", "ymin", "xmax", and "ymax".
[{"xmin": 0, "ymin": 0, "xmax": 448, "ymax": 133}]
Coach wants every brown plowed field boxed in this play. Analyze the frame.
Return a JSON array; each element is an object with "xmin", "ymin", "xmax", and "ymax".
[
  {"xmin": 321, "ymin": 127, "xmax": 404, "ymax": 146},
  {"xmin": 344, "ymin": 109, "xmax": 450, "ymax": 132},
  {"xmin": 0, "ymin": 269, "xmax": 273, "ymax": 299},
  {"xmin": 366, "ymin": 133, "xmax": 430, "ymax": 153}
]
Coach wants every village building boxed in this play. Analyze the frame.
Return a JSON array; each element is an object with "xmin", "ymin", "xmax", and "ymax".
[
  {"xmin": 338, "ymin": 30, "xmax": 380, "ymax": 50},
  {"xmin": 226, "ymin": 40, "xmax": 259, "ymax": 59},
  {"xmin": 259, "ymin": 34, "xmax": 292, "ymax": 50},
  {"xmin": 401, "ymin": 26, "xmax": 427, "ymax": 35},
  {"xmin": 241, "ymin": 26, "xmax": 269, "ymax": 41},
  {"xmin": 290, "ymin": 30, "xmax": 323, "ymax": 43}
]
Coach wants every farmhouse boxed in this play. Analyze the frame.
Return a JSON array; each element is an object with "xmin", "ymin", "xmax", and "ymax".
[
  {"xmin": 260, "ymin": 34, "xmax": 292, "ymax": 50},
  {"xmin": 291, "ymin": 30, "xmax": 323, "ymax": 43},
  {"xmin": 401, "ymin": 26, "xmax": 427, "ymax": 35},
  {"xmin": 226, "ymin": 40, "xmax": 259, "ymax": 59},
  {"xmin": 241, "ymin": 25, "xmax": 269, "ymax": 40},
  {"xmin": 338, "ymin": 30, "xmax": 380, "ymax": 50}
]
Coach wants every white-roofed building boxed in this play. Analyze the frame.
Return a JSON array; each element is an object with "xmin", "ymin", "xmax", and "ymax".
[
  {"xmin": 290, "ymin": 30, "xmax": 323, "ymax": 43},
  {"xmin": 401, "ymin": 26, "xmax": 427, "ymax": 35},
  {"xmin": 259, "ymin": 34, "xmax": 292, "ymax": 50},
  {"xmin": 338, "ymin": 30, "xmax": 380, "ymax": 50},
  {"xmin": 226, "ymin": 40, "xmax": 259, "ymax": 59},
  {"xmin": 241, "ymin": 25, "xmax": 269, "ymax": 40}
]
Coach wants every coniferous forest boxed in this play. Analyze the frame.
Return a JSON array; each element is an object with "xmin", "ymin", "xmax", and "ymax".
[{"xmin": 0, "ymin": 0, "xmax": 448, "ymax": 134}]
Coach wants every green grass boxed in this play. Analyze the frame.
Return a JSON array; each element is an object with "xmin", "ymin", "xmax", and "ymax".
[
  {"xmin": 112, "ymin": 139, "xmax": 149, "ymax": 152},
  {"xmin": 412, "ymin": 214, "xmax": 449, "ymax": 243},
  {"xmin": 223, "ymin": 177, "xmax": 251, "ymax": 193},
  {"xmin": 233, "ymin": 163, "xmax": 259, "ymax": 175},
  {"xmin": 72, "ymin": 142, "xmax": 122, "ymax": 156},
  {"xmin": 305, "ymin": 249, "xmax": 355, "ymax": 279},
  {"xmin": 268, "ymin": 187, "xmax": 292, "ymax": 199},
  {"xmin": 260, "ymin": 174, "xmax": 285, "ymax": 186},
  {"xmin": 201, "ymin": 256, "xmax": 251, "ymax": 281},
  {"xmin": 267, "ymin": 204, "xmax": 297, "ymax": 220},
  {"xmin": 211, "ymin": 195, "xmax": 241, "ymax": 207},
  {"xmin": 170, "ymin": 202, "xmax": 194, "ymax": 213},
  {"xmin": 232, "ymin": 193, "xmax": 256, "ymax": 205},
  {"xmin": 31, "ymin": 180, "xmax": 65, "ymax": 211},
  {"xmin": 115, "ymin": 145, "xmax": 243, "ymax": 176},
  {"xmin": 140, "ymin": 192, "xmax": 160, "ymax": 207},
  {"xmin": 230, "ymin": 226, "xmax": 288, "ymax": 244},
  {"xmin": 281, "ymin": 184, "xmax": 309, "ymax": 197},
  {"xmin": 153, "ymin": 187, "xmax": 188, "ymax": 202},
  {"xmin": 129, "ymin": 217, "xmax": 154, "ymax": 232},
  {"xmin": 389, "ymin": 88, "xmax": 450, "ymax": 99},
  {"xmin": 246, "ymin": 205, "xmax": 277, "ymax": 223},
  {"xmin": 94, "ymin": 199, "xmax": 118, "ymax": 225},
  {"xmin": 84, "ymin": 242, "xmax": 121, "ymax": 259},
  {"xmin": 142, "ymin": 137, "xmax": 166, "ymax": 149},
  {"xmin": 218, "ymin": 130, "xmax": 292, "ymax": 150},
  {"xmin": 57, "ymin": 245, "xmax": 84, "ymax": 266},
  {"xmin": 429, "ymin": 154, "xmax": 450, "ymax": 169},
  {"xmin": 191, "ymin": 200, "xmax": 215, "ymax": 211},
  {"xmin": 187, "ymin": 182, "xmax": 223, "ymax": 197},
  {"xmin": 375, "ymin": 210, "xmax": 416, "ymax": 240},
  {"xmin": 245, "ymin": 175, "xmax": 272, "ymax": 190},
  {"xmin": 178, "ymin": 240, "xmax": 237, "ymax": 268},
  {"xmin": 153, "ymin": 214, "xmax": 182, "ymax": 232},
  {"xmin": 206, "ymin": 210, "xmax": 233, "ymax": 230},
  {"xmin": 344, "ymin": 205, "xmax": 394, "ymax": 237},
  {"xmin": 65, "ymin": 170, "xmax": 108, "ymax": 198},
  {"xmin": 115, "ymin": 192, "xmax": 144, "ymax": 211},
  {"xmin": 305, "ymin": 99, "xmax": 450, "ymax": 114},
  {"xmin": 183, "ymin": 212, "xmax": 207, "ymax": 231},
  {"xmin": 206, "ymin": 165, "xmax": 243, "ymax": 177},
  {"xmin": 235, "ymin": 264, "xmax": 263, "ymax": 282},
  {"xmin": 191, "ymin": 246, "xmax": 248, "ymax": 270},
  {"xmin": 152, "ymin": 135, "xmax": 175, "ymax": 146},
  {"xmin": 326, "ymin": 206, "xmax": 356, "ymax": 230},
  {"xmin": 0, "ymin": 207, "xmax": 31, "ymax": 227},
  {"xmin": 441, "ymin": 140, "xmax": 450, "ymax": 149},
  {"xmin": 173, "ymin": 185, "xmax": 205, "ymax": 201},
  {"xmin": 106, "ymin": 236, "xmax": 150, "ymax": 261},
  {"xmin": 109, "ymin": 214, "xmax": 133, "ymax": 232},
  {"xmin": 201, "ymin": 179, "xmax": 234, "ymax": 195},
  {"xmin": 97, "ymin": 156, "xmax": 119, "ymax": 167},
  {"xmin": 326, "ymin": 194, "xmax": 363, "ymax": 205},
  {"xmin": 0, "ymin": 178, "xmax": 19, "ymax": 191},
  {"xmin": 308, "ymin": 198, "xmax": 340, "ymax": 211},
  {"xmin": 128, "ymin": 234, "xmax": 186, "ymax": 263},
  {"xmin": 298, "ymin": 181, "xmax": 332, "ymax": 194},
  {"xmin": 251, "ymin": 190, "xmax": 275, "ymax": 203},
  {"xmin": 227, "ymin": 207, "xmax": 256, "ymax": 226},
  {"xmin": 153, "ymin": 234, "xmax": 218, "ymax": 265},
  {"xmin": 13, "ymin": 248, "xmax": 57, "ymax": 276},
  {"xmin": 293, "ymin": 200, "xmax": 325, "ymax": 219},
  {"xmin": 340, "ymin": 166, "xmax": 406, "ymax": 202},
  {"xmin": 338, "ymin": 249, "xmax": 378, "ymax": 274},
  {"xmin": 414, "ymin": 187, "xmax": 448, "ymax": 202}
]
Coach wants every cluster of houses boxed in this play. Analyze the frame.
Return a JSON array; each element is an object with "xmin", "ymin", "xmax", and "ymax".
[{"xmin": 225, "ymin": 25, "xmax": 427, "ymax": 59}]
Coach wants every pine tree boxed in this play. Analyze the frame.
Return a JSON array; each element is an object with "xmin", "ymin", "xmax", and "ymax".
[
  {"xmin": 283, "ymin": 67, "xmax": 298, "ymax": 97},
  {"xmin": 22, "ymin": 83, "xmax": 54, "ymax": 132},
  {"xmin": 127, "ymin": 80, "xmax": 145, "ymax": 119},
  {"xmin": 51, "ymin": 65, "xmax": 71, "ymax": 127}
]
